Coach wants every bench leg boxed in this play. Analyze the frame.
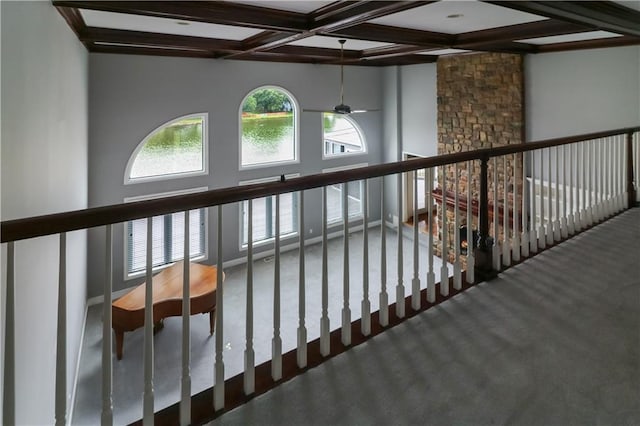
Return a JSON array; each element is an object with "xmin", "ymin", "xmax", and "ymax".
[
  {"xmin": 115, "ymin": 329, "xmax": 124, "ymax": 360},
  {"xmin": 209, "ymin": 309, "xmax": 216, "ymax": 335}
]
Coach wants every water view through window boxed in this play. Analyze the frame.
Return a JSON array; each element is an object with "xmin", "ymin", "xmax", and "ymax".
[
  {"xmin": 241, "ymin": 88, "xmax": 296, "ymax": 167},
  {"xmin": 129, "ymin": 115, "xmax": 205, "ymax": 180}
]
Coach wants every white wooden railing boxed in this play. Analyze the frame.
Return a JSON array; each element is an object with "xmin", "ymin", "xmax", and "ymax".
[{"xmin": 1, "ymin": 127, "xmax": 638, "ymax": 425}]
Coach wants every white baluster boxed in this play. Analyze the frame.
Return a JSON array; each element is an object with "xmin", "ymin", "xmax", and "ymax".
[
  {"xmin": 502, "ymin": 156, "xmax": 511, "ymax": 266},
  {"xmin": 553, "ymin": 146, "xmax": 561, "ymax": 241},
  {"xmin": 604, "ymin": 141, "xmax": 613, "ymax": 217},
  {"xmin": 427, "ymin": 169, "xmax": 436, "ymax": 301},
  {"xmin": 568, "ymin": 144, "xmax": 575, "ymax": 235},
  {"xmin": 55, "ymin": 233, "xmax": 67, "ymax": 426},
  {"xmin": 297, "ymin": 192, "xmax": 308, "ymax": 367},
  {"xmin": 453, "ymin": 163, "xmax": 462, "ymax": 290},
  {"xmin": 598, "ymin": 140, "xmax": 605, "ymax": 219},
  {"xmin": 530, "ymin": 151, "xmax": 538, "ymax": 253},
  {"xmin": 143, "ymin": 218, "xmax": 154, "ymax": 425},
  {"xmin": 493, "ymin": 157, "xmax": 501, "ymax": 270},
  {"xmin": 102, "ymin": 226, "xmax": 113, "ymax": 426},
  {"xmin": 466, "ymin": 162, "xmax": 476, "ymax": 283},
  {"xmin": 512, "ymin": 154, "xmax": 521, "ymax": 262},
  {"xmin": 440, "ymin": 166, "xmax": 450, "ymax": 296},
  {"xmin": 396, "ymin": 173, "xmax": 405, "ymax": 318},
  {"xmin": 587, "ymin": 140, "xmax": 595, "ymax": 225},
  {"xmin": 561, "ymin": 145, "xmax": 568, "ymax": 239},
  {"xmin": 521, "ymin": 152, "xmax": 530, "ymax": 258},
  {"xmin": 539, "ymin": 149, "xmax": 547, "ymax": 249},
  {"xmin": 580, "ymin": 141, "xmax": 588, "ymax": 229},
  {"xmin": 320, "ymin": 187, "xmax": 331, "ymax": 355},
  {"xmin": 214, "ymin": 206, "xmax": 225, "ymax": 411},
  {"xmin": 546, "ymin": 148, "xmax": 554, "ymax": 245},
  {"xmin": 379, "ymin": 177, "xmax": 389, "ymax": 326},
  {"xmin": 3, "ymin": 242, "xmax": 15, "ymax": 426},
  {"xmin": 361, "ymin": 180, "xmax": 371, "ymax": 336},
  {"xmin": 619, "ymin": 135, "xmax": 625, "ymax": 210},
  {"xmin": 595, "ymin": 140, "xmax": 602, "ymax": 221},
  {"xmin": 245, "ymin": 200, "xmax": 255, "ymax": 392},
  {"xmin": 341, "ymin": 183, "xmax": 351, "ymax": 346},
  {"xmin": 272, "ymin": 195, "xmax": 282, "ymax": 380},
  {"xmin": 181, "ymin": 212, "xmax": 191, "ymax": 425},
  {"xmin": 411, "ymin": 171, "xmax": 421, "ymax": 310}
]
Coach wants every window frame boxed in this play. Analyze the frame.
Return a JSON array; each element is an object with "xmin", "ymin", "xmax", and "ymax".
[
  {"xmin": 238, "ymin": 85, "xmax": 300, "ymax": 171},
  {"xmin": 322, "ymin": 163, "xmax": 368, "ymax": 225},
  {"xmin": 238, "ymin": 174, "xmax": 300, "ymax": 250},
  {"xmin": 321, "ymin": 113, "xmax": 367, "ymax": 160},
  {"xmin": 123, "ymin": 187, "xmax": 209, "ymax": 280},
  {"xmin": 124, "ymin": 113, "xmax": 209, "ymax": 185}
]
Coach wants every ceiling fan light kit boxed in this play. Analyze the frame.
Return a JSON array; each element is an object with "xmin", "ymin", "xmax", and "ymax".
[{"xmin": 304, "ymin": 39, "xmax": 377, "ymax": 115}]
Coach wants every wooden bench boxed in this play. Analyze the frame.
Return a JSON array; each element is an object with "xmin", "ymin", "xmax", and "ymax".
[{"xmin": 112, "ymin": 261, "xmax": 222, "ymax": 360}]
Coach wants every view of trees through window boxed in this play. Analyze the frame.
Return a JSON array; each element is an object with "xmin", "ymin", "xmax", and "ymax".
[
  {"xmin": 129, "ymin": 115, "xmax": 205, "ymax": 181},
  {"xmin": 241, "ymin": 88, "xmax": 296, "ymax": 167},
  {"xmin": 323, "ymin": 113, "xmax": 365, "ymax": 156}
]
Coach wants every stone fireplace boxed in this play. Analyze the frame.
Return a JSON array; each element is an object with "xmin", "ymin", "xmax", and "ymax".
[{"xmin": 435, "ymin": 52, "xmax": 525, "ymax": 264}]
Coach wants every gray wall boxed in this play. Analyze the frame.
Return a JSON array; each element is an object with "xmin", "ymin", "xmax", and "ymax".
[
  {"xmin": 400, "ymin": 63, "xmax": 438, "ymax": 157},
  {"xmin": 1, "ymin": 1, "xmax": 88, "ymax": 423},
  {"xmin": 381, "ymin": 64, "xmax": 438, "ymax": 223},
  {"xmin": 525, "ymin": 46, "xmax": 640, "ymax": 141},
  {"xmin": 88, "ymin": 54, "xmax": 383, "ymax": 297}
]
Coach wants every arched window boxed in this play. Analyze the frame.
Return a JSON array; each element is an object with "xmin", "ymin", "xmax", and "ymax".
[
  {"xmin": 240, "ymin": 86, "xmax": 298, "ymax": 168},
  {"xmin": 125, "ymin": 113, "xmax": 208, "ymax": 184},
  {"xmin": 323, "ymin": 113, "xmax": 366, "ymax": 158}
]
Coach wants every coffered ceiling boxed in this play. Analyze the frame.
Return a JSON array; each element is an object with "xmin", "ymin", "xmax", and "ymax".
[{"xmin": 54, "ymin": 1, "xmax": 640, "ymax": 66}]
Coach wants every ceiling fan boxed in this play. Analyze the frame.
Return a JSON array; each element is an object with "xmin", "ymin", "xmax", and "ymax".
[{"xmin": 304, "ymin": 39, "xmax": 378, "ymax": 115}]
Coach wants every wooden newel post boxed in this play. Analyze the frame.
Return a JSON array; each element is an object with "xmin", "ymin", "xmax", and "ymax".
[
  {"xmin": 627, "ymin": 131, "xmax": 637, "ymax": 207},
  {"xmin": 474, "ymin": 155, "xmax": 497, "ymax": 281}
]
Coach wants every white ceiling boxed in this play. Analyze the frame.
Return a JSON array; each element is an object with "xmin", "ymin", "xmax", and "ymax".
[
  {"xmin": 228, "ymin": 0, "xmax": 335, "ymax": 14},
  {"xmin": 80, "ymin": 9, "xmax": 263, "ymax": 40},
  {"xmin": 519, "ymin": 30, "xmax": 623, "ymax": 45},
  {"xmin": 370, "ymin": 0, "xmax": 547, "ymax": 34},
  {"xmin": 419, "ymin": 48, "xmax": 472, "ymax": 56},
  {"xmin": 289, "ymin": 35, "xmax": 392, "ymax": 50}
]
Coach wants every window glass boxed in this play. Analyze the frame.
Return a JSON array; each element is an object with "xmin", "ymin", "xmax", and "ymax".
[
  {"xmin": 241, "ymin": 87, "xmax": 297, "ymax": 167},
  {"xmin": 323, "ymin": 113, "xmax": 365, "ymax": 157},
  {"xmin": 127, "ymin": 209, "xmax": 206, "ymax": 276},
  {"xmin": 127, "ymin": 114, "xmax": 206, "ymax": 183},
  {"xmin": 241, "ymin": 193, "xmax": 297, "ymax": 246},
  {"xmin": 124, "ymin": 187, "xmax": 208, "ymax": 278},
  {"xmin": 326, "ymin": 181, "xmax": 363, "ymax": 223}
]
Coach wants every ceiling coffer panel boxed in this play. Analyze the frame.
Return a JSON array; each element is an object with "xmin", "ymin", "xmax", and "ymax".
[{"xmin": 53, "ymin": 0, "xmax": 640, "ymax": 65}]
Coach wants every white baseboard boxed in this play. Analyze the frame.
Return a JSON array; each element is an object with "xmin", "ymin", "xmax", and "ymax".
[
  {"xmin": 68, "ymin": 302, "xmax": 88, "ymax": 426},
  {"xmin": 88, "ymin": 220, "xmax": 383, "ymax": 306}
]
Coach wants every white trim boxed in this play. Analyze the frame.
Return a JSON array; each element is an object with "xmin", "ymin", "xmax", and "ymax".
[
  {"xmin": 322, "ymin": 113, "xmax": 368, "ymax": 160},
  {"xmin": 123, "ymin": 186, "xmax": 209, "ymax": 281},
  {"xmin": 238, "ymin": 174, "xmax": 300, "ymax": 250},
  {"xmin": 124, "ymin": 113, "xmax": 209, "ymax": 185},
  {"xmin": 239, "ymin": 86, "xmax": 300, "ymax": 170},
  {"xmin": 322, "ymin": 163, "xmax": 368, "ymax": 225},
  {"xmin": 68, "ymin": 302, "xmax": 88, "ymax": 426},
  {"xmin": 88, "ymin": 220, "xmax": 383, "ymax": 307}
]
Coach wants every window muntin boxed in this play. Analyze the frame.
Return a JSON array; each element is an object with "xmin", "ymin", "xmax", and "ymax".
[
  {"xmin": 125, "ymin": 113, "xmax": 208, "ymax": 184},
  {"xmin": 239, "ymin": 175, "xmax": 299, "ymax": 247},
  {"xmin": 240, "ymin": 87, "xmax": 298, "ymax": 168},
  {"xmin": 323, "ymin": 113, "xmax": 366, "ymax": 158},
  {"xmin": 124, "ymin": 188, "xmax": 208, "ymax": 278},
  {"xmin": 323, "ymin": 164, "xmax": 367, "ymax": 224}
]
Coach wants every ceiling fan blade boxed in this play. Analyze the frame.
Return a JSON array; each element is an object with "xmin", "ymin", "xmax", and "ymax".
[
  {"xmin": 350, "ymin": 108, "xmax": 380, "ymax": 113},
  {"xmin": 303, "ymin": 108, "xmax": 335, "ymax": 113}
]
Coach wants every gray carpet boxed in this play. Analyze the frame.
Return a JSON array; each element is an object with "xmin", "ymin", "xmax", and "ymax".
[
  {"xmin": 72, "ymin": 224, "xmax": 451, "ymax": 425},
  {"xmin": 211, "ymin": 209, "xmax": 640, "ymax": 426}
]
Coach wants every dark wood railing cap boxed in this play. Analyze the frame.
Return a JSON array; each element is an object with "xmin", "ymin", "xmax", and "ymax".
[{"xmin": 2, "ymin": 126, "xmax": 638, "ymax": 243}]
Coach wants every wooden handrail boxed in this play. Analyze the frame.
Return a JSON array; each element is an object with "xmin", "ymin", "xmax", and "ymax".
[{"xmin": 2, "ymin": 126, "xmax": 638, "ymax": 243}]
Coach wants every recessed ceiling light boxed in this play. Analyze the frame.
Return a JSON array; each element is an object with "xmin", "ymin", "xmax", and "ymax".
[
  {"xmin": 446, "ymin": 13, "xmax": 464, "ymax": 19},
  {"xmin": 176, "ymin": 21, "xmax": 190, "ymax": 26}
]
